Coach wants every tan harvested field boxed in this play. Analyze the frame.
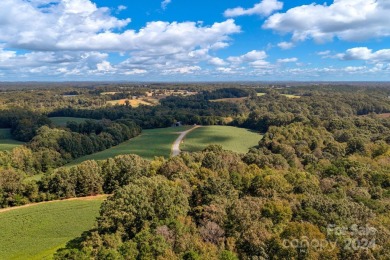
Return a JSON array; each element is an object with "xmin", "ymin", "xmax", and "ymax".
[
  {"xmin": 257, "ymin": 93, "xmax": 300, "ymax": 98},
  {"xmin": 377, "ymin": 113, "xmax": 390, "ymax": 118},
  {"xmin": 107, "ymin": 98, "xmax": 159, "ymax": 107},
  {"xmin": 282, "ymin": 94, "xmax": 301, "ymax": 99},
  {"xmin": 100, "ymin": 92, "xmax": 119, "ymax": 95}
]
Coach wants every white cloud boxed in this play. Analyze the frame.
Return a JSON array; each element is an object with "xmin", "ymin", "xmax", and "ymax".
[
  {"xmin": 0, "ymin": 0, "xmax": 240, "ymax": 53},
  {"xmin": 224, "ymin": 0, "xmax": 283, "ymax": 17},
  {"xmin": 161, "ymin": 0, "xmax": 171, "ymax": 10},
  {"xmin": 344, "ymin": 66, "xmax": 367, "ymax": 72},
  {"xmin": 124, "ymin": 69, "xmax": 147, "ymax": 75},
  {"xmin": 227, "ymin": 50, "xmax": 267, "ymax": 64},
  {"xmin": 277, "ymin": 41, "xmax": 295, "ymax": 50},
  {"xmin": 277, "ymin": 57, "xmax": 298, "ymax": 63},
  {"xmin": 216, "ymin": 67, "xmax": 234, "ymax": 74},
  {"xmin": 96, "ymin": 61, "xmax": 114, "ymax": 72},
  {"xmin": 263, "ymin": 0, "xmax": 390, "ymax": 42},
  {"xmin": 163, "ymin": 66, "xmax": 201, "ymax": 74},
  {"xmin": 226, "ymin": 50, "xmax": 272, "ymax": 70},
  {"xmin": 0, "ymin": 1, "xmax": 243, "ymax": 78},
  {"xmin": 117, "ymin": 5, "xmax": 127, "ymax": 12},
  {"xmin": 338, "ymin": 47, "xmax": 390, "ymax": 62},
  {"xmin": 317, "ymin": 50, "xmax": 331, "ymax": 56},
  {"xmin": 209, "ymin": 57, "xmax": 227, "ymax": 66}
]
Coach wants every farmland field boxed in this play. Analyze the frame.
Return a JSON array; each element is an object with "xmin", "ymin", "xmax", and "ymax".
[
  {"xmin": 0, "ymin": 128, "xmax": 24, "ymax": 151},
  {"xmin": 281, "ymin": 94, "xmax": 301, "ymax": 99},
  {"xmin": 257, "ymin": 92, "xmax": 300, "ymax": 98},
  {"xmin": 181, "ymin": 126, "xmax": 262, "ymax": 154},
  {"xmin": 210, "ymin": 97, "xmax": 248, "ymax": 103},
  {"xmin": 49, "ymin": 117, "xmax": 92, "ymax": 127},
  {"xmin": 67, "ymin": 126, "xmax": 191, "ymax": 166},
  {"xmin": 0, "ymin": 196, "xmax": 106, "ymax": 260},
  {"xmin": 106, "ymin": 98, "xmax": 159, "ymax": 107}
]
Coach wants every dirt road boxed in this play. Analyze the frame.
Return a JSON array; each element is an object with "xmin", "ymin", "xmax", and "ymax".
[{"xmin": 171, "ymin": 125, "xmax": 200, "ymax": 157}]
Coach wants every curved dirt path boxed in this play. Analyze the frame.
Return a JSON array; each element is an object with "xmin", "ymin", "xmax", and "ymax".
[{"xmin": 171, "ymin": 125, "xmax": 201, "ymax": 157}]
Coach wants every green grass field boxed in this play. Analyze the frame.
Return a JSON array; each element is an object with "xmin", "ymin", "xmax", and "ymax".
[
  {"xmin": 0, "ymin": 129, "xmax": 24, "ymax": 151},
  {"xmin": 181, "ymin": 126, "xmax": 262, "ymax": 154},
  {"xmin": 0, "ymin": 196, "xmax": 106, "ymax": 260},
  {"xmin": 67, "ymin": 126, "xmax": 191, "ymax": 166},
  {"xmin": 49, "ymin": 117, "xmax": 92, "ymax": 127}
]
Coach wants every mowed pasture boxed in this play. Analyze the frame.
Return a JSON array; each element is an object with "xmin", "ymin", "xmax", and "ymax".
[
  {"xmin": 0, "ymin": 196, "xmax": 106, "ymax": 260},
  {"xmin": 67, "ymin": 126, "xmax": 192, "ymax": 166},
  {"xmin": 49, "ymin": 117, "xmax": 92, "ymax": 127},
  {"xmin": 0, "ymin": 128, "xmax": 24, "ymax": 151},
  {"xmin": 181, "ymin": 126, "xmax": 262, "ymax": 154}
]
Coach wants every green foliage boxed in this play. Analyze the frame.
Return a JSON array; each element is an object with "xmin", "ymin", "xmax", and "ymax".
[{"xmin": 1, "ymin": 85, "xmax": 390, "ymax": 259}]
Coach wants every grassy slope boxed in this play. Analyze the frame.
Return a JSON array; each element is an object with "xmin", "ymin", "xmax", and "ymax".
[
  {"xmin": 49, "ymin": 117, "xmax": 91, "ymax": 127},
  {"xmin": 0, "ymin": 129, "xmax": 24, "ymax": 151},
  {"xmin": 0, "ymin": 196, "xmax": 106, "ymax": 260},
  {"xmin": 67, "ymin": 126, "xmax": 191, "ymax": 166},
  {"xmin": 181, "ymin": 126, "xmax": 262, "ymax": 154}
]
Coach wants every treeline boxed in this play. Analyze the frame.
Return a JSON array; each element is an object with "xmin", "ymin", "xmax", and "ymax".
[
  {"xmin": 0, "ymin": 109, "xmax": 51, "ymax": 141},
  {"xmin": 0, "ymin": 119, "xmax": 141, "ymax": 173},
  {"xmin": 48, "ymin": 100, "xmax": 240, "ymax": 129},
  {"xmin": 29, "ymin": 119, "xmax": 141, "ymax": 169},
  {"xmin": 234, "ymin": 90, "xmax": 390, "ymax": 132},
  {"xmin": 0, "ymin": 154, "xmax": 149, "ymax": 208}
]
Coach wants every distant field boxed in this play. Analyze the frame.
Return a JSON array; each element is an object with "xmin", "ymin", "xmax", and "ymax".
[
  {"xmin": 0, "ymin": 128, "xmax": 24, "ymax": 151},
  {"xmin": 106, "ymin": 98, "xmax": 159, "ymax": 107},
  {"xmin": 0, "ymin": 196, "xmax": 106, "ymax": 260},
  {"xmin": 210, "ymin": 97, "xmax": 248, "ymax": 103},
  {"xmin": 50, "ymin": 117, "xmax": 92, "ymax": 127},
  {"xmin": 282, "ymin": 94, "xmax": 301, "ymax": 99},
  {"xmin": 181, "ymin": 126, "xmax": 262, "ymax": 154},
  {"xmin": 256, "ymin": 93, "xmax": 300, "ymax": 99},
  {"xmin": 377, "ymin": 113, "xmax": 390, "ymax": 118},
  {"xmin": 67, "ymin": 126, "xmax": 191, "ymax": 166}
]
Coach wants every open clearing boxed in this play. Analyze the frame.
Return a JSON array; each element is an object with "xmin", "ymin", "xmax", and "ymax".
[
  {"xmin": 67, "ymin": 126, "xmax": 191, "ymax": 166},
  {"xmin": 257, "ymin": 93, "xmax": 300, "ymax": 99},
  {"xmin": 377, "ymin": 113, "xmax": 390, "ymax": 118},
  {"xmin": 212, "ymin": 93, "xmax": 301, "ymax": 103},
  {"xmin": 181, "ymin": 125, "xmax": 262, "ymax": 154},
  {"xmin": 210, "ymin": 97, "xmax": 248, "ymax": 103},
  {"xmin": 0, "ymin": 196, "xmax": 106, "ymax": 260},
  {"xmin": 0, "ymin": 128, "xmax": 24, "ymax": 151},
  {"xmin": 50, "ymin": 117, "xmax": 92, "ymax": 127},
  {"xmin": 106, "ymin": 98, "xmax": 159, "ymax": 107}
]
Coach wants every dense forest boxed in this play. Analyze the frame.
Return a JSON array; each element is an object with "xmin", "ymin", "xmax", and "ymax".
[{"xmin": 0, "ymin": 83, "xmax": 389, "ymax": 259}]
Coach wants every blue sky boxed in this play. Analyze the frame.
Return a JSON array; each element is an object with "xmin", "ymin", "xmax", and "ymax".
[{"xmin": 0, "ymin": 0, "xmax": 390, "ymax": 81}]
